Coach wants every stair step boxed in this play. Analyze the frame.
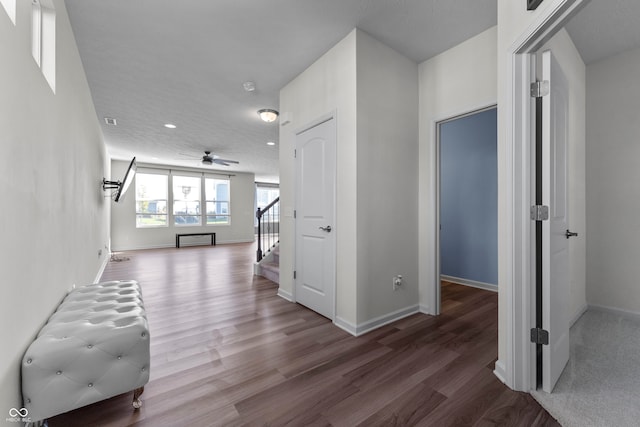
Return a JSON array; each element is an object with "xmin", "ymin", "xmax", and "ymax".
[{"xmin": 260, "ymin": 261, "xmax": 279, "ymax": 284}]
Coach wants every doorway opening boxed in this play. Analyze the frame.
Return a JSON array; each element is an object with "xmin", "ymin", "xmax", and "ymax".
[{"xmin": 436, "ymin": 106, "xmax": 498, "ymax": 314}]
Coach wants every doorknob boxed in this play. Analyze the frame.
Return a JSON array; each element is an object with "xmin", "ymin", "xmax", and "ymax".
[
  {"xmin": 565, "ymin": 229, "xmax": 578, "ymax": 239},
  {"xmin": 319, "ymin": 225, "xmax": 332, "ymax": 232}
]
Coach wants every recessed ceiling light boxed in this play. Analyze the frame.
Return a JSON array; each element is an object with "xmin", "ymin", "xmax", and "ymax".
[
  {"xmin": 104, "ymin": 117, "xmax": 117, "ymax": 126},
  {"xmin": 243, "ymin": 81, "xmax": 256, "ymax": 92},
  {"xmin": 267, "ymin": 141, "xmax": 276, "ymax": 146},
  {"xmin": 164, "ymin": 123, "xmax": 177, "ymax": 129}
]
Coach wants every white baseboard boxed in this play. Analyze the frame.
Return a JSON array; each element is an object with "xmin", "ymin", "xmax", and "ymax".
[
  {"xmin": 334, "ymin": 316, "xmax": 358, "ymax": 336},
  {"xmin": 112, "ymin": 238, "xmax": 255, "ymax": 252},
  {"xmin": 441, "ymin": 275, "xmax": 498, "ymax": 292},
  {"xmin": 94, "ymin": 255, "xmax": 110, "ymax": 283},
  {"xmin": 588, "ymin": 303, "xmax": 640, "ymax": 321},
  {"xmin": 277, "ymin": 288, "xmax": 294, "ymax": 302},
  {"xmin": 334, "ymin": 305, "xmax": 420, "ymax": 337},
  {"xmin": 570, "ymin": 304, "xmax": 588, "ymax": 327},
  {"xmin": 419, "ymin": 304, "xmax": 431, "ymax": 314},
  {"xmin": 493, "ymin": 359, "xmax": 506, "ymax": 384}
]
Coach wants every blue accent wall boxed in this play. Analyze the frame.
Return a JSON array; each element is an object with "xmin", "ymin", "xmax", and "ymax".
[{"xmin": 440, "ymin": 108, "xmax": 497, "ymax": 285}]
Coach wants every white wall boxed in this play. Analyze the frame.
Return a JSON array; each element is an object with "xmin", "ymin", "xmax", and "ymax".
[
  {"xmin": 418, "ymin": 26, "xmax": 498, "ymax": 312},
  {"xmin": 279, "ymin": 29, "xmax": 419, "ymax": 330},
  {"xmin": 0, "ymin": 0, "xmax": 109, "ymax": 415},
  {"xmin": 279, "ymin": 30, "xmax": 358, "ymax": 322},
  {"xmin": 355, "ymin": 30, "xmax": 419, "ymax": 325},
  {"xmin": 539, "ymin": 29, "xmax": 587, "ymax": 323},
  {"xmin": 585, "ymin": 46, "xmax": 640, "ymax": 315},
  {"xmin": 110, "ymin": 160, "xmax": 255, "ymax": 250}
]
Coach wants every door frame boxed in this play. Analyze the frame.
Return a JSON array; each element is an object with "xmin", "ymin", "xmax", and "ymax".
[
  {"xmin": 293, "ymin": 111, "xmax": 337, "ymax": 321},
  {"xmin": 500, "ymin": 0, "xmax": 586, "ymax": 392},
  {"xmin": 435, "ymin": 105, "xmax": 498, "ymax": 315}
]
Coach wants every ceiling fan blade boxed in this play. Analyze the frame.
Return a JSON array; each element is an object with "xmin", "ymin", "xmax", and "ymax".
[
  {"xmin": 213, "ymin": 160, "xmax": 230, "ymax": 166},
  {"xmin": 213, "ymin": 158, "xmax": 239, "ymax": 164}
]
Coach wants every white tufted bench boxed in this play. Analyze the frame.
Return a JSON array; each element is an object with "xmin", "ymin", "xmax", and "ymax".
[{"xmin": 21, "ymin": 280, "xmax": 150, "ymax": 422}]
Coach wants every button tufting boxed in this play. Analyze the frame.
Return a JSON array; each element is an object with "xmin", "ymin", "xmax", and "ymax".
[
  {"xmin": 87, "ymin": 344, "xmax": 93, "ymax": 349},
  {"xmin": 27, "ymin": 399, "xmax": 31, "ymax": 403},
  {"xmin": 27, "ymin": 359, "xmax": 32, "ymax": 364},
  {"xmin": 88, "ymin": 383, "xmax": 93, "ymax": 387},
  {"xmin": 141, "ymin": 332, "xmax": 146, "ymax": 337},
  {"xmin": 56, "ymin": 371, "xmax": 62, "ymax": 375},
  {"xmin": 141, "ymin": 367, "xmax": 145, "ymax": 372},
  {"xmin": 117, "ymin": 355, "xmax": 122, "ymax": 360}
]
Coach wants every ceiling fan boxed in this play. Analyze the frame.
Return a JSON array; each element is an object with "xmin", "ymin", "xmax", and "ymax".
[
  {"xmin": 180, "ymin": 150, "xmax": 239, "ymax": 166},
  {"xmin": 201, "ymin": 151, "xmax": 239, "ymax": 166}
]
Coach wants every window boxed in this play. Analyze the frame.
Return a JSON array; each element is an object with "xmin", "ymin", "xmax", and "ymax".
[
  {"xmin": 31, "ymin": 0, "xmax": 56, "ymax": 92},
  {"xmin": 256, "ymin": 183, "xmax": 279, "ymax": 211},
  {"xmin": 135, "ymin": 174, "xmax": 168, "ymax": 227},
  {"xmin": 0, "ymin": 0, "xmax": 16, "ymax": 24},
  {"xmin": 173, "ymin": 175, "xmax": 201, "ymax": 226},
  {"xmin": 205, "ymin": 178, "xmax": 230, "ymax": 225}
]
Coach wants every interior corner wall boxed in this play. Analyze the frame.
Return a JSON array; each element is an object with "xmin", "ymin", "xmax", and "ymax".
[
  {"xmin": 0, "ymin": 0, "xmax": 109, "ymax": 415},
  {"xmin": 418, "ymin": 26, "xmax": 498, "ymax": 313},
  {"xmin": 279, "ymin": 30, "xmax": 358, "ymax": 324},
  {"xmin": 539, "ymin": 28, "xmax": 586, "ymax": 324},
  {"xmin": 585, "ymin": 46, "xmax": 640, "ymax": 315},
  {"xmin": 355, "ymin": 30, "xmax": 419, "ymax": 325},
  {"xmin": 110, "ymin": 160, "xmax": 256, "ymax": 250}
]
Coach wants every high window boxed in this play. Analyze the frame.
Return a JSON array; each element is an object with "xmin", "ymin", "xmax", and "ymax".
[
  {"xmin": 135, "ymin": 173, "xmax": 168, "ymax": 227},
  {"xmin": 173, "ymin": 175, "xmax": 201, "ymax": 226},
  {"xmin": 0, "ymin": 0, "xmax": 16, "ymax": 24},
  {"xmin": 31, "ymin": 0, "xmax": 56, "ymax": 92},
  {"xmin": 205, "ymin": 178, "xmax": 230, "ymax": 225}
]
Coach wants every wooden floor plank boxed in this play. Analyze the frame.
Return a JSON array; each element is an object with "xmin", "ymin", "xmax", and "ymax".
[{"xmin": 48, "ymin": 243, "xmax": 558, "ymax": 427}]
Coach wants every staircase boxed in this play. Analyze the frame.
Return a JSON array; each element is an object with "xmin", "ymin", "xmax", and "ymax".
[
  {"xmin": 257, "ymin": 244, "xmax": 279, "ymax": 284},
  {"xmin": 255, "ymin": 196, "xmax": 280, "ymax": 284}
]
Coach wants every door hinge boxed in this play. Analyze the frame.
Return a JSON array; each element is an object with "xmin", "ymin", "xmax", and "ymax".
[
  {"xmin": 293, "ymin": 210, "xmax": 296, "ymax": 218},
  {"xmin": 530, "ymin": 205, "xmax": 549, "ymax": 221},
  {"xmin": 530, "ymin": 328, "xmax": 549, "ymax": 345},
  {"xmin": 294, "ymin": 149, "xmax": 297, "ymax": 158},
  {"xmin": 293, "ymin": 271, "xmax": 297, "ymax": 279},
  {"xmin": 530, "ymin": 80, "xmax": 549, "ymax": 98}
]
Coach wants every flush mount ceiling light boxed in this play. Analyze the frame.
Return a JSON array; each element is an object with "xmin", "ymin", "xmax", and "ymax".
[
  {"xmin": 164, "ymin": 123, "xmax": 177, "ymax": 129},
  {"xmin": 266, "ymin": 141, "xmax": 276, "ymax": 146},
  {"xmin": 257, "ymin": 109, "xmax": 279, "ymax": 123}
]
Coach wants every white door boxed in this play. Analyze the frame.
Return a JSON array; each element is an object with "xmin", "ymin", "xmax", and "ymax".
[
  {"xmin": 295, "ymin": 117, "xmax": 336, "ymax": 319},
  {"xmin": 541, "ymin": 50, "xmax": 570, "ymax": 393}
]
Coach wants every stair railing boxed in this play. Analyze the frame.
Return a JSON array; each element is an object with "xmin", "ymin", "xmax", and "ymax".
[{"xmin": 256, "ymin": 196, "xmax": 280, "ymax": 262}]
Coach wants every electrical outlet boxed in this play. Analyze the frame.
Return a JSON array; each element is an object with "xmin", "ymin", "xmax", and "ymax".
[{"xmin": 393, "ymin": 275, "xmax": 403, "ymax": 290}]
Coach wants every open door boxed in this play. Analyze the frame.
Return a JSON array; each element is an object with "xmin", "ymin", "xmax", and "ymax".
[{"xmin": 539, "ymin": 49, "xmax": 571, "ymax": 392}]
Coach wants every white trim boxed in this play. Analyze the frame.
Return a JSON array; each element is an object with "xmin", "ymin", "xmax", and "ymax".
[
  {"xmin": 503, "ymin": 0, "xmax": 587, "ymax": 392},
  {"xmin": 494, "ymin": 360, "xmax": 507, "ymax": 384},
  {"xmin": 441, "ymin": 275, "xmax": 497, "ymax": 292},
  {"xmin": 334, "ymin": 316, "xmax": 358, "ymax": 335},
  {"xmin": 334, "ymin": 305, "xmax": 420, "ymax": 337},
  {"xmin": 277, "ymin": 288, "xmax": 294, "ymax": 302},
  {"xmin": 111, "ymin": 238, "xmax": 254, "ymax": 252},
  {"xmin": 94, "ymin": 255, "xmax": 110, "ymax": 284},
  {"xmin": 570, "ymin": 304, "xmax": 588, "ymax": 327},
  {"xmin": 419, "ymin": 304, "xmax": 430, "ymax": 314},
  {"xmin": 588, "ymin": 304, "xmax": 640, "ymax": 321}
]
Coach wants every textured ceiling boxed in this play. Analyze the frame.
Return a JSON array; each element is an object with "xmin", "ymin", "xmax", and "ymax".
[
  {"xmin": 565, "ymin": 0, "xmax": 640, "ymax": 64},
  {"xmin": 64, "ymin": 0, "xmax": 497, "ymax": 182},
  {"xmin": 64, "ymin": 0, "xmax": 640, "ymax": 183}
]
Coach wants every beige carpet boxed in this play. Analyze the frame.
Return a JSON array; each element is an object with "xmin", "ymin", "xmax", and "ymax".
[{"xmin": 531, "ymin": 309, "xmax": 640, "ymax": 427}]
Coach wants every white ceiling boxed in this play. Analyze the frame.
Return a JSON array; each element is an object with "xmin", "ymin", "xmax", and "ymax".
[{"xmin": 64, "ymin": 0, "xmax": 640, "ymax": 183}]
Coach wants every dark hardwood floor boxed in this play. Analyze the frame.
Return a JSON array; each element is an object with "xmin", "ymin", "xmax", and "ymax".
[{"xmin": 49, "ymin": 243, "xmax": 558, "ymax": 427}]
